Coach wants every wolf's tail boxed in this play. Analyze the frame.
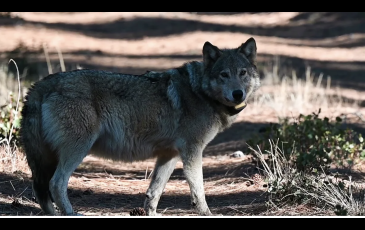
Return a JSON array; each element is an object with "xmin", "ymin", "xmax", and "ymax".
[{"xmin": 20, "ymin": 83, "xmax": 58, "ymax": 215}]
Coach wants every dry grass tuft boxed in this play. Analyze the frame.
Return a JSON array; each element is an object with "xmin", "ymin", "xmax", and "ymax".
[
  {"xmin": 248, "ymin": 61, "xmax": 362, "ymax": 121},
  {"xmin": 249, "ymin": 139, "xmax": 365, "ymax": 216},
  {"xmin": 0, "ymin": 145, "xmax": 29, "ymax": 174}
]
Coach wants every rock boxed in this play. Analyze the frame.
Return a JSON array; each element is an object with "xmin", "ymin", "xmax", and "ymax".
[{"xmin": 230, "ymin": 151, "xmax": 245, "ymax": 158}]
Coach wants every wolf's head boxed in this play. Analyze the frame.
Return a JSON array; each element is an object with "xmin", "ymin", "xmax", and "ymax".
[{"xmin": 201, "ymin": 37, "xmax": 260, "ymax": 111}]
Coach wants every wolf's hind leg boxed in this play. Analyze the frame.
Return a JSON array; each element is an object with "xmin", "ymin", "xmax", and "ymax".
[
  {"xmin": 49, "ymin": 143, "xmax": 93, "ymax": 215},
  {"xmin": 32, "ymin": 161, "xmax": 58, "ymax": 215}
]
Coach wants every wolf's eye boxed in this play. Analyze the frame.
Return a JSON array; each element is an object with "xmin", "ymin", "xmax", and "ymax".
[
  {"xmin": 220, "ymin": 72, "xmax": 229, "ymax": 78},
  {"xmin": 240, "ymin": 70, "xmax": 247, "ymax": 76}
]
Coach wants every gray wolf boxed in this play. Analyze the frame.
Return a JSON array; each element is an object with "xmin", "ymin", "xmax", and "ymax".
[{"xmin": 20, "ymin": 37, "xmax": 260, "ymax": 216}]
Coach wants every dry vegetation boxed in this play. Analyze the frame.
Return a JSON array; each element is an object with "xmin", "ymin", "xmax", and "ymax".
[
  {"xmin": 249, "ymin": 140, "xmax": 365, "ymax": 216},
  {"xmin": 1, "ymin": 12, "xmax": 365, "ymax": 217}
]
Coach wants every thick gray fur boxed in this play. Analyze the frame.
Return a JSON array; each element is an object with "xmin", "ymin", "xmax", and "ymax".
[{"xmin": 20, "ymin": 37, "xmax": 260, "ymax": 216}]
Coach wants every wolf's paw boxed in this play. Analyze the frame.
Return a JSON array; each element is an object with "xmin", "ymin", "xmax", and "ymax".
[
  {"xmin": 198, "ymin": 210, "xmax": 213, "ymax": 216},
  {"xmin": 145, "ymin": 210, "xmax": 162, "ymax": 216},
  {"xmin": 146, "ymin": 212, "xmax": 162, "ymax": 216}
]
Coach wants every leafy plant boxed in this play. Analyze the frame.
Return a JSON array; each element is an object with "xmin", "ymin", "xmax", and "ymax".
[
  {"xmin": 334, "ymin": 204, "xmax": 348, "ymax": 216},
  {"xmin": 247, "ymin": 109, "xmax": 365, "ymax": 172},
  {"xmin": 0, "ymin": 91, "xmax": 22, "ymax": 144}
]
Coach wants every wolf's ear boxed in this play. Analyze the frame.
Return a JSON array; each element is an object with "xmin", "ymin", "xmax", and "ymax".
[
  {"xmin": 238, "ymin": 37, "xmax": 257, "ymax": 64},
  {"xmin": 203, "ymin": 41, "xmax": 222, "ymax": 69}
]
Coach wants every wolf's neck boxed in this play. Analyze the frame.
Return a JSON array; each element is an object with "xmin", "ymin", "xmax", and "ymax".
[{"xmin": 184, "ymin": 61, "xmax": 204, "ymax": 93}]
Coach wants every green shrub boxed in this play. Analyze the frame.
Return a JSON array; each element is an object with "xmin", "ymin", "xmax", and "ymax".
[
  {"xmin": 247, "ymin": 109, "xmax": 365, "ymax": 173},
  {"xmin": 0, "ymin": 92, "xmax": 22, "ymax": 144}
]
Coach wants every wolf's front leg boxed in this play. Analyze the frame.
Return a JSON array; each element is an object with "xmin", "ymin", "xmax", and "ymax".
[
  {"xmin": 144, "ymin": 155, "xmax": 179, "ymax": 216},
  {"xmin": 180, "ymin": 147, "xmax": 212, "ymax": 216}
]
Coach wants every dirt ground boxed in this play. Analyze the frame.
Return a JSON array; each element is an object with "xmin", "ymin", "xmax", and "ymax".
[{"xmin": 1, "ymin": 12, "xmax": 365, "ymax": 217}]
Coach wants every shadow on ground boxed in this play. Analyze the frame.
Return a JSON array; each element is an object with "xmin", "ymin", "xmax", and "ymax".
[
  {"xmin": 0, "ymin": 163, "xmax": 265, "ymax": 216},
  {"xmin": 2, "ymin": 12, "xmax": 365, "ymax": 47},
  {"xmin": 4, "ymin": 50, "xmax": 365, "ymax": 94},
  {"xmin": 260, "ymin": 53, "xmax": 365, "ymax": 92}
]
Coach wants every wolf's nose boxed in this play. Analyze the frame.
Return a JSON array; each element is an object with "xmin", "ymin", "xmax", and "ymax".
[{"xmin": 232, "ymin": 90, "xmax": 244, "ymax": 101}]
